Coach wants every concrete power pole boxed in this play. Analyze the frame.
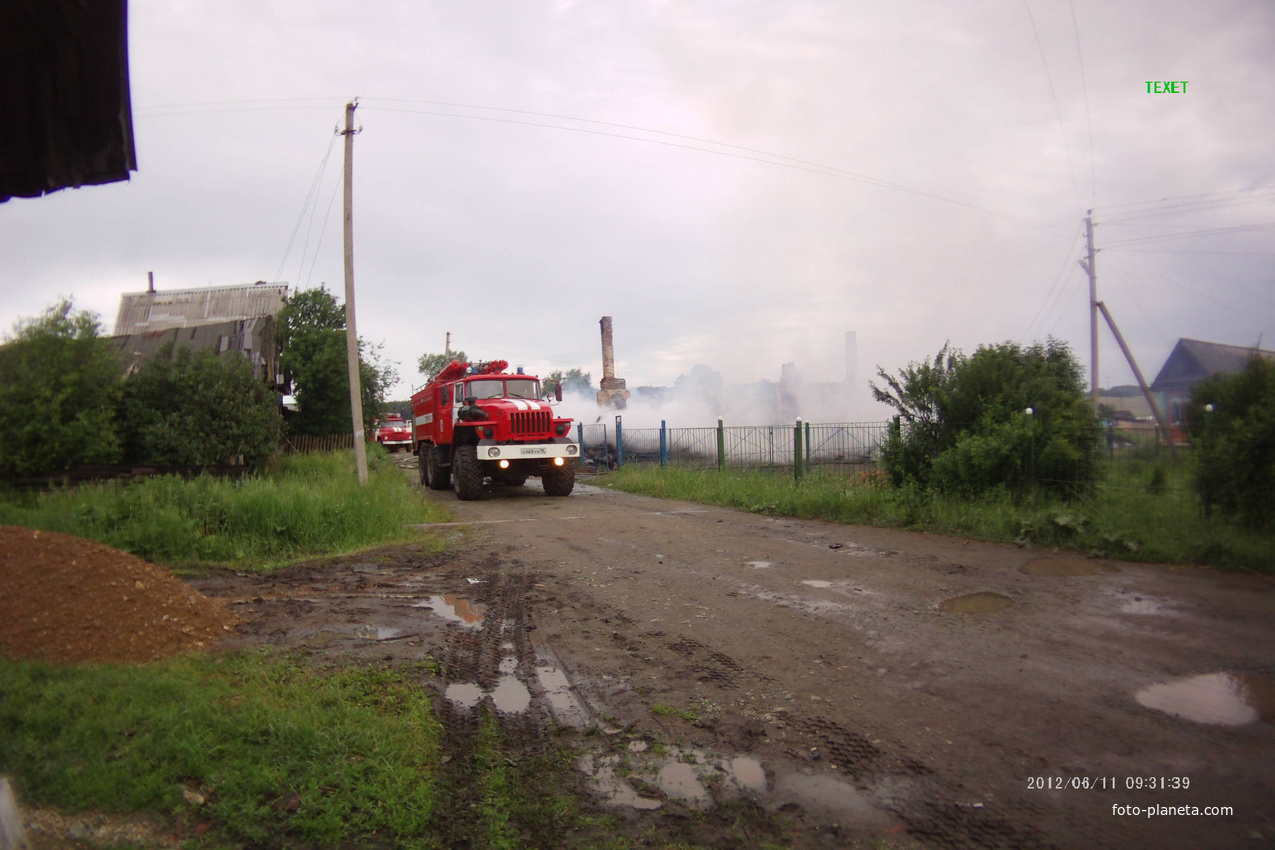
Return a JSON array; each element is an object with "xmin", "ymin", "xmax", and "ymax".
[
  {"xmin": 1079, "ymin": 211, "xmax": 1100, "ymax": 412},
  {"xmin": 341, "ymin": 100, "xmax": 368, "ymax": 485}
]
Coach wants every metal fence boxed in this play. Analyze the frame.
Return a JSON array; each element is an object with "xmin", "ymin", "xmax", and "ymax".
[
  {"xmin": 577, "ymin": 417, "xmax": 1195, "ymax": 497},
  {"xmin": 577, "ymin": 417, "xmax": 889, "ymax": 478}
]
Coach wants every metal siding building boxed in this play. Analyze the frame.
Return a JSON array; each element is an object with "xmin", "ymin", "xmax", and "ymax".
[
  {"xmin": 110, "ymin": 283, "xmax": 288, "ymax": 387},
  {"xmin": 113, "ymin": 283, "xmax": 288, "ymax": 335}
]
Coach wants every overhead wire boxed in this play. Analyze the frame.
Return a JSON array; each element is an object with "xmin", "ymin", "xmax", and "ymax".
[
  {"xmin": 358, "ymin": 100, "xmax": 1073, "ymax": 236},
  {"xmin": 272, "ymin": 111, "xmax": 341, "ymax": 288},
  {"xmin": 1025, "ymin": 227, "xmax": 1083, "ymax": 340},
  {"xmin": 1022, "ymin": 0, "xmax": 1082, "ymax": 208},
  {"xmin": 1067, "ymin": 0, "xmax": 1096, "ymax": 202}
]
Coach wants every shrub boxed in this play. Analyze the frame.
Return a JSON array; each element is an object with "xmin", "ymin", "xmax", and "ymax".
[
  {"xmin": 1186, "ymin": 356, "xmax": 1275, "ymax": 530},
  {"xmin": 872, "ymin": 339, "xmax": 1100, "ymax": 498},
  {"xmin": 0, "ymin": 300, "xmax": 122, "ymax": 477},
  {"xmin": 118, "ymin": 342, "xmax": 282, "ymax": 466}
]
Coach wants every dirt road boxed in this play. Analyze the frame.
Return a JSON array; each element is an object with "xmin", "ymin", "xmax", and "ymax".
[{"xmin": 197, "ymin": 472, "xmax": 1275, "ymax": 849}]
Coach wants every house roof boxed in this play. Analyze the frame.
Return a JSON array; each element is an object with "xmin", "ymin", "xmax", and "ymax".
[
  {"xmin": 113, "ymin": 283, "xmax": 288, "ymax": 335},
  {"xmin": 108, "ymin": 316, "xmax": 279, "ymax": 384},
  {"xmin": 0, "ymin": 0, "xmax": 136, "ymax": 201},
  {"xmin": 1150, "ymin": 338, "xmax": 1275, "ymax": 394}
]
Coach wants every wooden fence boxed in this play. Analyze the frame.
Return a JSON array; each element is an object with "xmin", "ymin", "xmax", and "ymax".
[{"xmin": 281, "ymin": 433, "xmax": 356, "ymax": 454}]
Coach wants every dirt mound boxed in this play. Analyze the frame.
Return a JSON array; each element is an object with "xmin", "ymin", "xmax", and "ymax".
[{"xmin": 0, "ymin": 526, "xmax": 237, "ymax": 665}]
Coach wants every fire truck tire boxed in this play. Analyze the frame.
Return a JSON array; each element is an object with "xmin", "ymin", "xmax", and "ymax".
[
  {"xmin": 425, "ymin": 447, "xmax": 450, "ymax": 490},
  {"xmin": 541, "ymin": 461, "xmax": 575, "ymax": 497},
  {"xmin": 453, "ymin": 446, "xmax": 484, "ymax": 501},
  {"xmin": 417, "ymin": 446, "xmax": 429, "ymax": 486}
]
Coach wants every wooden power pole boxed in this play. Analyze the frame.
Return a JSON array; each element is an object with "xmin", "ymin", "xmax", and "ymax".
[
  {"xmin": 1079, "ymin": 211, "xmax": 1099, "ymax": 412},
  {"xmin": 341, "ymin": 100, "xmax": 368, "ymax": 486}
]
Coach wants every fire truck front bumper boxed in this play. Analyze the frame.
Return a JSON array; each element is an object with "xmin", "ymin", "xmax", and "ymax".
[{"xmin": 477, "ymin": 439, "xmax": 579, "ymax": 461}]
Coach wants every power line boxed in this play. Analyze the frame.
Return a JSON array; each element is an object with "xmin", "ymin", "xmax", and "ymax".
[
  {"xmin": 1068, "ymin": 0, "xmax": 1096, "ymax": 201},
  {"xmin": 1025, "ymin": 227, "xmax": 1083, "ymax": 339},
  {"xmin": 1021, "ymin": 0, "xmax": 1080, "ymax": 207},
  {"xmin": 359, "ymin": 100, "xmax": 1072, "ymax": 235},
  {"xmin": 1103, "ymin": 222, "xmax": 1275, "ymax": 248},
  {"xmin": 272, "ymin": 113, "xmax": 341, "ymax": 287}
]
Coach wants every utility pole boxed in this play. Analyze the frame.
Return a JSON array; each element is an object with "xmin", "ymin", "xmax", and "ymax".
[
  {"xmin": 1079, "ymin": 211, "xmax": 1099, "ymax": 412},
  {"xmin": 341, "ymin": 100, "xmax": 368, "ymax": 485}
]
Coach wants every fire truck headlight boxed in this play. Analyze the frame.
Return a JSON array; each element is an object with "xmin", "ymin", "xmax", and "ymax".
[
  {"xmin": 498, "ymin": 459, "xmax": 510, "ymax": 469},
  {"xmin": 555, "ymin": 423, "xmax": 568, "ymax": 436},
  {"xmin": 566, "ymin": 444, "xmax": 578, "ymax": 456},
  {"xmin": 553, "ymin": 457, "xmax": 565, "ymax": 467},
  {"xmin": 483, "ymin": 427, "xmax": 494, "ymax": 438},
  {"xmin": 487, "ymin": 447, "xmax": 501, "ymax": 458}
]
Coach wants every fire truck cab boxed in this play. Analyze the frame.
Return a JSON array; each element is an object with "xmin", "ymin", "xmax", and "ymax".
[{"xmin": 411, "ymin": 360, "xmax": 578, "ymax": 500}]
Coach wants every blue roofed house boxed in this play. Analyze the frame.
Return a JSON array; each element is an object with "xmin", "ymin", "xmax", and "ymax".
[{"xmin": 1150, "ymin": 338, "xmax": 1275, "ymax": 428}]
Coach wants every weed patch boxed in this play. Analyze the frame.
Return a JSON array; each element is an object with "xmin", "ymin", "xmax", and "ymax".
[
  {"xmin": 0, "ymin": 650, "xmax": 443, "ymax": 847},
  {"xmin": 0, "ymin": 447, "xmax": 448, "ymax": 571}
]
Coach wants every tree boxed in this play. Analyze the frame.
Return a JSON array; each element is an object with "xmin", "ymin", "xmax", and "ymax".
[
  {"xmin": 871, "ymin": 339, "xmax": 1100, "ymax": 497},
  {"xmin": 417, "ymin": 349, "xmax": 468, "ymax": 380},
  {"xmin": 278, "ymin": 286, "xmax": 398, "ymax": 436},
  {"xmin": 1185, "ymin": 356, "xmax": 1275, "ymax": 529},
  {"xmin": 0, "ymin": 300, "xmax": 123, "ymax": 477},
  {"xmin": 118, "ymin": 342, "xmax": 281, "ymax": 465},
  {"xmin": 543, "ymin": 368, "xmax": 593, "ymax": 398}
]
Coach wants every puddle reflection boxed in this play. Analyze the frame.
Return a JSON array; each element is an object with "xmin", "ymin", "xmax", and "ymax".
[
  {"xmin": 1136, "ymin": 672, "xmax": 1275, "ymax": 726},
  {"xmin": 445, "ymin": 676, "xmax": 531, "ymax": 714},
  {"xmin": 412, "ymin": 595, "xmax": 484, "ymax": 627}
]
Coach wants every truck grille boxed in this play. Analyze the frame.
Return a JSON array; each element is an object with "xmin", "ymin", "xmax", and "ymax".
[{"xmin": 510, "ymin": 410, "xmax": 552, "ymax": 436}]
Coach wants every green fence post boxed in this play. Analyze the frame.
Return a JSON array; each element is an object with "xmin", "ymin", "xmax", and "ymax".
[
  {"xmin": 660, "ymin": 420, "xmax": 668, "ymax": 468},
  {"xmin": 805, "ymin": 421, "xmax": 812, "ymax": 474},
  {"xmin": 615, "ymin": 415, "xmax": 624, "ymax": 467},
  {"xmin": 716, "ymin": 417, "xmax": 725, "ymax": 471},
  {"xmin": 794, "ymin": 418, "xmax": 804, "ymax": 483},
  {"xmin": 1024, "ymin": 407, "xmax": 1035, "ymax": 492}
]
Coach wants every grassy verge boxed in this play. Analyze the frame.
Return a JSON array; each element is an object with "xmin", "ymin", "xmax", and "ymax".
[
  {"xmin": 0, "ymin": 446, "xmax": 449, "ymax": 571},
  {"xmin": 0, "ymin": 650, "xmax": 444, "ymax": 848},
  {"xmin": 600, "ymin": 465, "xmax": 1274, "ymax": 573}
]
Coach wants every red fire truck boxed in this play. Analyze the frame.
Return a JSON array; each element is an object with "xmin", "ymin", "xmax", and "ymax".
[
  {"xmin": 410, "ymin": 360, "xmax": 578, "ymax": 500},
  {"xmin": 374, "ymin": 413, "xmax": 413, "ymax": 452}
]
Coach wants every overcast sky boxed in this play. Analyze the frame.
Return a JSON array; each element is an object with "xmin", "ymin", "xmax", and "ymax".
[{"xmin": 3, "ymin": 0, "xmax": 1272, "ymax": 422}]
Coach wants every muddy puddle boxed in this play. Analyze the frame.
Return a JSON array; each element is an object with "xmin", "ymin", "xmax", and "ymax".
[
  {"xmin": 296, "ymin": 626, "xmax": 416, "ymax": 645},
  {"xmin": 1136, "ymin": 672, "xmax": 1275, "ymax": 726},
  {"xmin": 579, "ymin": 743, "xmax": 891, "ymax": 827},
  {"xmin": 411, "ymin": 595, "xmax": 485, "ymax": 627},
  {"xmin": 1019, "ymin": 557, "xmax": 1114, "ymax": 577},
  {"xmin": 579, "ymin": 746, "xmax": 765, "ymax": 809},
  {"xmin": 1120, "ymin": 595, "xmax": 1176, "ymax": 615},
  {"xmin": 939, "ymin": 591, "xmax": 1014, "ymax": 614}
]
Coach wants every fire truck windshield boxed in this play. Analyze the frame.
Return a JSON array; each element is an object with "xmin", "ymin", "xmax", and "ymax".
[
  {"xmin": 464, "ymin": 378, "xmax": 541, "ymax": 400},
  {"xmin": 506, "ymin": 379, "xmax": 539, "ymax": 399},
  {"xmin": 465, "ymin": 379, "xmax": 503, "ymax": 399}
]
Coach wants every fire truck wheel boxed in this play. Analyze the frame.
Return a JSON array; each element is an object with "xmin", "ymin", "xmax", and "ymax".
[
  {"xmin": 541, "ymin": 460, "xmax": 575, "ymax": 497},
  {"xmin": 426, "ymin": 447, "xmax": 450, "ymax": 490},
  {"xmin": 453, "ymin": 446, "xmax": 484, "ymax": 501},
  {"xmin": 417, "ymin": 446, "xmax": 429, "ymax": 486}
]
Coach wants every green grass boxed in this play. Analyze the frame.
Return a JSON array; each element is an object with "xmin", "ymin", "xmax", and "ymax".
[
  {"xmin": 0, "ymin": 446, "xmax": 449, "ymax": 571},
  {"xmin": 0, "ymin": 650, "xmax": 443, "ymax": 848},
  {"xmin": 600, "ymin": 464, "xmax": 1275, "ymax": 573}
]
